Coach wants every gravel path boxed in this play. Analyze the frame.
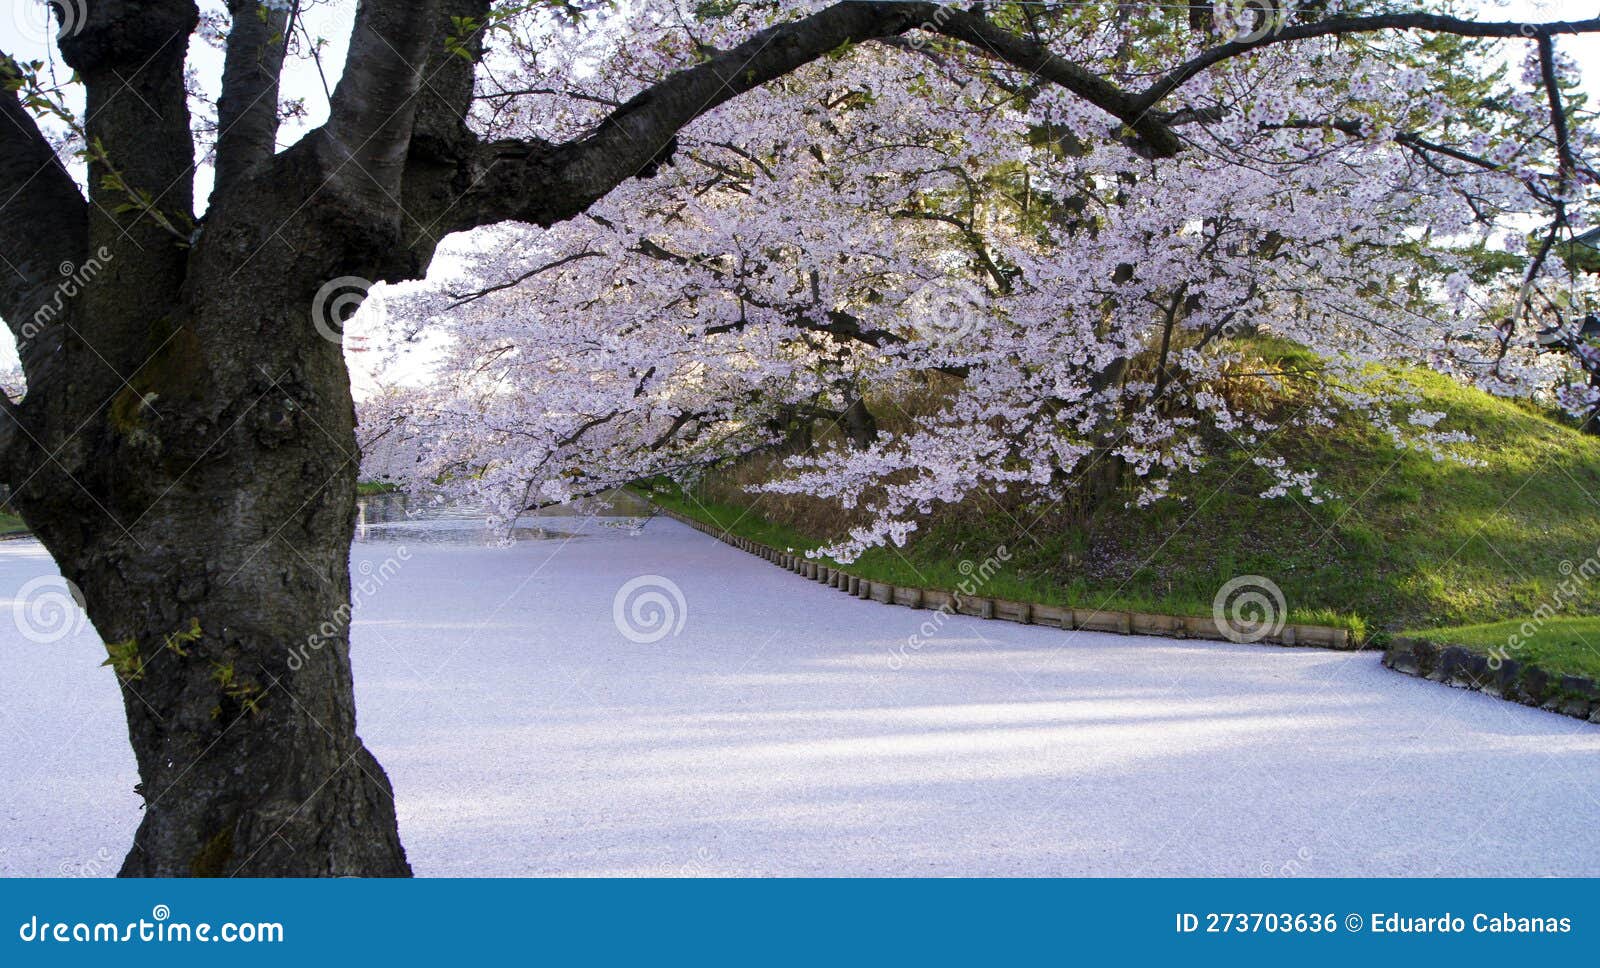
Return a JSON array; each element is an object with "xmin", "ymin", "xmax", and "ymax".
[{"xmin": 2, "ymin": 515, "xmax": 1597, "ymax": 876}]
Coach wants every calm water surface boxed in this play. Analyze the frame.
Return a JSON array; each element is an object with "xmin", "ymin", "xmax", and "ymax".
[{"xmin": 354, "ymin": 488, "xmax": 654, "ymax": 545}]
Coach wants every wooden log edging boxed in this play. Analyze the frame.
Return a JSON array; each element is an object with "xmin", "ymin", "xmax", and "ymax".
[
  {"xmin": 1384, "ymin": 636, "xmax": 1600, "ymax": 724},
  {"xmin": 651, "ymin": 505, "xmax": 1358, "ymax": 651}
]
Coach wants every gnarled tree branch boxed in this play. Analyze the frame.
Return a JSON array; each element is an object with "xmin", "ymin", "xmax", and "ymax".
[
  {"xmin": 441, "ymin": 1, "xmax": 1164, "ymax": 235},
  {"xmin": 56, "ymin": 0, "xmax": 198, "ymax": 380},
  {"xmin": 0, "ymin": 55, "xmax": 88, "ymax": 344},
  {"xmin": 321, "ymin": 0, "xmax": 443, "ymax": 199},
  {"xmin": 1136, "ymin": 13, "xmax": 1600, "ymax": 112}
]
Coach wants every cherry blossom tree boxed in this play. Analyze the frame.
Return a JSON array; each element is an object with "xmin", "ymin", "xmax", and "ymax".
[
  {"xmin": 381, "ymin": 2, "xmax": 1597, "ymax": 560},
  {"xmin": 1, "ymin": 0, "xmax": 1596, "ymax": 874}
]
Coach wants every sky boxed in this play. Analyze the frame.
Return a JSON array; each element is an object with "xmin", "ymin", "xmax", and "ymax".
[{"xmin": 0, "ymin": 0, "xmax": 1595, "ymax": 391}]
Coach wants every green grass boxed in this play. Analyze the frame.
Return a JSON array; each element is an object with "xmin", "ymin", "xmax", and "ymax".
[
  {"xmin": 648, "ymin": 477, "xmax": 1359, "ymax": 633},
  {"xmin": 646, "ymin": 349, "xmax": 1600, "ymax": 646},
  {"xmin": 0, "ymin": 512, "xmax": 26, "ymax": 536},
  {"xmin": 639, "ymin": 485, "xmax": 822, "ymax": 555},
  {"xmin": 1402, "ymin": 617, "xmax": 1600, "ymax": 681},
  {"xmin": 356, "ymin": 480, "xmax": 402, "ymax": 496}
]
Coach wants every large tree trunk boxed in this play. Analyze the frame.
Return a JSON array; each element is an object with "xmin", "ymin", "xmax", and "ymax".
[
  {"xmin": 10, "ymin": 273, "xmax": 411, "ymax": 874},
  {"xmin": 0, "ymin": 0, "xmax": 458, "ymax": 877},
  {"xmin": 2, "ymin": 0, "xmax": 414, "ymax": 866},
  {"xmin": 85, "ymin": 490, "xmax": 409, "ymax": 876},
  {"xmin": 0, "ymin": 0, "xmax": 431, "ymax": 875},
  {"xmin": 8, "ymin": 213, "xmax": 412, "ymax": 875}
]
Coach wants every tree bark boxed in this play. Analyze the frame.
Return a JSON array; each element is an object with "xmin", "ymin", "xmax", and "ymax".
[
  {"xmin": 7, "ymin": 131, "xmax": 413, "ymax": 873},
  {"xmin": 12, "ymin": 194, "xmax": 413, "ymax": 875},
  {"xmin": 2, "ymin": 0, "xmax": 414, "ymax": 873},
  {"xmin": 93, "ymin": 490, "xmax": 409, "ymax": 877},
  {"xmin": 841, "ymin": 393, "xmax": 879, "ymax": 450}
]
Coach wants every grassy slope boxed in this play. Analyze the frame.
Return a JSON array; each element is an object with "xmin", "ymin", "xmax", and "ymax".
[
  {"xmin": 1402, "ymin": 618, "xmax": 1600, "ymax": 681},
  {"xmin": 0, "ymin": 511, "xmax": 25, "ymax": 536},
  {"xmin": 647, "ymin": 487, "xmax": 821, "ymax": 554},
  {"xmin": 652, "ymin": 359, "xmax": 1600, "ymax": 652}
]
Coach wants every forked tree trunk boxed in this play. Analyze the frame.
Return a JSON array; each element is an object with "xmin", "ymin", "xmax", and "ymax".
[
  {"xmin": 0, "ymin": 0, "xmax": 485, "ymax": 877},
  {"xmin": 11, "ymin": 275, "xmax": 411, "ymax": 876},
  {"xmin": 12, "ymin": 280, "xmax": 411, "ymax": 874},
  {"xmin": 2, "ymin": 41, "xmax": 414, "ymax": 869}
]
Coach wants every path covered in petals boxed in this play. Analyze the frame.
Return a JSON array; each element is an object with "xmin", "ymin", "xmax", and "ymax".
[{"xmin": 2, "ymin": 514, "xmax": 1597, "ymax": 876}]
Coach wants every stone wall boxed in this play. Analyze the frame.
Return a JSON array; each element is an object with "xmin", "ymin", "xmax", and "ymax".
[{"xmin": 1384, "ymin": 636, "xmax": 1600, "ymax": 724}]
